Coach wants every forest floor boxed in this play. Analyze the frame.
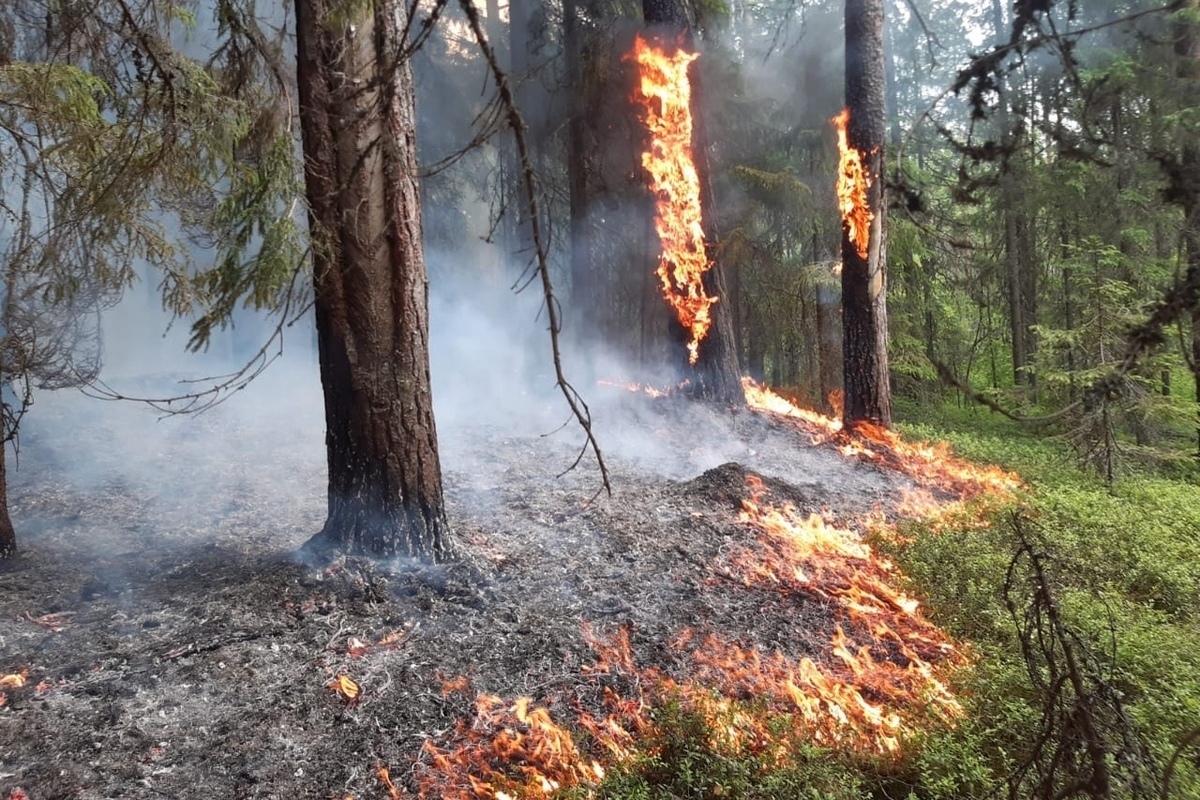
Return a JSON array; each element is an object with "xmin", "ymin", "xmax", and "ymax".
[{"xmin": 0, "ymin": 377, "xmax": 948, "ymax": 800}]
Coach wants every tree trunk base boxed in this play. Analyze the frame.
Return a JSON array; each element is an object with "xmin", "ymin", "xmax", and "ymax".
[{"xmin": 302, "ymin": 502, "xmax": 455, "ymax": 564}]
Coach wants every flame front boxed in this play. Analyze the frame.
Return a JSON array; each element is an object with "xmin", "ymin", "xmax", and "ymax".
[
  {"xmin": 741, "ymin": 378, "xmax": 1020, "ymax": 500},
  {"xmin": 833, "ymin": 109, "xmax": 873, "ymax": 260},
  {"xmin": 632, "ymin": 34, "xmax": 717, "ymax": 364}
]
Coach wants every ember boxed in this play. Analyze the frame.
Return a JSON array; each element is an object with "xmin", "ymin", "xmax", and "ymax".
[
  {"xmin": 632, "ymin": 34, "xmax": 717, "ymax": 364},
  {"xmin": 833, "ymin": 108, "xmax": 873, "ymax": 259},
  {"xmin": 328, "ymin": 674, "xmax": 360, "ymax": 703}
]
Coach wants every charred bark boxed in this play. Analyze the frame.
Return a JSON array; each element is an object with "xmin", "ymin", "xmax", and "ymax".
[
  {"xmin": 0, "ymin": 438, "xmax": 14, "ymax": 559},
  {"xmin": 842, "ymin": 0, "xmax": 892, "ymax": 427},
  {"xmin": 295, "ymin": 0, "xmax": 452, "ymax": 560}
]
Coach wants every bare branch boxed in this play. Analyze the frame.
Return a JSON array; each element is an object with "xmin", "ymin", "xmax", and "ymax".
[{"xmin": 458, "ymin": 0, "xmax": 611, "ymax": 497}]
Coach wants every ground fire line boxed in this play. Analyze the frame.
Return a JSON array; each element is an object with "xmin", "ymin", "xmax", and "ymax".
[{"xmin": 385, "ymin": 383, "xmax": 1017, "ymax": 799}]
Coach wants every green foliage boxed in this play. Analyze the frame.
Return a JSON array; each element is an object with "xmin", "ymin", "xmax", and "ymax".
[
  {"xmin": 578, "ymin": 698, "xmax": 873, "ymax": 800},
  {"xmin": 0, "ymin": 0, "xmax": 307, "ymax": 398},
  {"xmin": 885, "ymin": 405, "xmax": 1200, "ymax": 799}
]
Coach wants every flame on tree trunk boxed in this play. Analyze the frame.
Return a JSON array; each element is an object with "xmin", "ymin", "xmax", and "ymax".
[
  {"xmin": 840, "ymin": 0, "xmax": 892, "ymax": 428},
  {"xmin": 295, "ymin": 0, "xmax": 452, "ymax": 560},
  {"xmin": 637, "ymin": 0, "xmax": 743, "ymax": 404}
]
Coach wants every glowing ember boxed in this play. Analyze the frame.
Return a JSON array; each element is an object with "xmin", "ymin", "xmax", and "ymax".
[
  {"xmin": 377, "ymin": 765, "xmax": 401, "ymax": 800},
  {"xmin": 0, "ymin": 670, "xmax": 28, "ymax": 689},
  {"xmin": 632, "ymin": 34, "xmax": 717, "ymax": 364},
  {"xmin": 23, "ymin": 611, "xmax": 68, "ymax": 632},
  {"xmin": 833, "ymin": 108, "xmax": 873, "ymax": 259},
  {"xmin": 328, "ymin": 674, "xmax": 360, "ymax": 703}
]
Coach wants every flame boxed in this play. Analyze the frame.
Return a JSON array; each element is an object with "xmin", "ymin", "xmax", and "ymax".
[
  {"xmin": 741, "ymin": 378, "xmax": 1020, "ymax": 502},
  {"xmin": 418, "ymin": 687, "xmax": 615, "ymax": 800},
  {"xmin": 328, "ymin": 674, "xmax": 360, "ymax": 703},
  {"xmin": 0, "ymin": 670, "xmax": 28, "ymax": 689},
  {"xmin": 632, "ymin": 34, "xmax": 717, "ymax": 364},
  {"xmin": 833, "ymin": 108, "xmax": 873, "ymax": 260}
]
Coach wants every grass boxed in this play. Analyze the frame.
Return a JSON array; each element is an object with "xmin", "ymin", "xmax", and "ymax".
[{"xmin": 582, "ymin": 399, "xmax": 1200, "ymax": 800}]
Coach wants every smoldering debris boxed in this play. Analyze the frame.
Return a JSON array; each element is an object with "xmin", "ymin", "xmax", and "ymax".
[{"xmin": 0, "ymin": 378, "xmax": 940, "ymax": 798}]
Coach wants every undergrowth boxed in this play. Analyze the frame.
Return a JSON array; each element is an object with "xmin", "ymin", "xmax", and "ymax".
[{"xmin": 583, "ymin": 401, "xmax": 1200, "ymax": 800}]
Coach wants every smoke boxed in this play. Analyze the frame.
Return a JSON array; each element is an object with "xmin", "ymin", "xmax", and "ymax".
[{"xmin": 6, "ymin": 0, "xmax": 856, "ymax": 560}]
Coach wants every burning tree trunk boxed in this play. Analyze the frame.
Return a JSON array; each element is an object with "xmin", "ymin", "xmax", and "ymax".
[
  {"xmin": 840, "ymin": 0, "xmax": 892, "ymax": 427},
  {"xmin": 294, "ymin": 0, "xmax": 452, "ymax": 560},
  {"xmin": 638, "ymin": 0, "xmax": 743, "ymax": 404}
]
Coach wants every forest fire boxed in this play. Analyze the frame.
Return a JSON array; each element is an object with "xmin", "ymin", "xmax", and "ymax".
[
  {"xmin": 741, "ymin": 378, "xmax": 1019, "ymax": 501},
  {"xmin": 731, "ymin": 478, "xmax": 961, "ymax": 724},
  {"xmin": 833, "ymin": 108, "xmax": 873, "ymax": 259},
  {"xmin": 632, "ymin": 34, "xmax": 717, "ymax": 364},
  {"xmin": 417, "ymin": 685, "xmax": 612, "ymax": 800}
]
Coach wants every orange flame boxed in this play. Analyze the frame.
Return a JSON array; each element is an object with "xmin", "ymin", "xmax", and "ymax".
[
  {"xmin": 0, "ymin": 671, "xmax": 28, "ymax": 690},
  {"xmin": 833, "ymin": 109, "xmax": 873, "ymax": 260},
  {"xmin": 741, "ymin": 377, "xmax": 1020, "ymax": 502},
  {"xmin": 731, "ymin": 476, "xmax": 962, "ymax": 729},
  {"xmin": 632, "ymin": 34, "xmax": 717, "ymax": 365},
  {"xmin": 418, "ymin": 687, "xmax": 612, "ymax": 800},
  {"xmin": 328, "ymin": 674, "xmax": 360, "ymax": 703}
]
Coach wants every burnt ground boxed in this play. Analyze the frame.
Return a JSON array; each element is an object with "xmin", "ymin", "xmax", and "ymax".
[{"xmin": 0, "ymin": 379, "xmax": 926, "ymax": 800}]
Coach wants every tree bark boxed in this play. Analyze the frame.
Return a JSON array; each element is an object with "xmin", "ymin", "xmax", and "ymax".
[
  {"xmin": 0, "ymin": 434, "xmax": 14, "ymax": 559},
  {"xmin": 842, "ymin": 0, "xmax": 892, "ymax": 427},
  {"xmin": 295, "ymin": 0, "xmax": 452, "ymax": 560},
  {"xmin": 641, "ymin": 0, "xmax": 743, "ymax": 404},
  {"xmin": 1175, "ymin": 0, "xmax": 1200, "ymax": 457}
]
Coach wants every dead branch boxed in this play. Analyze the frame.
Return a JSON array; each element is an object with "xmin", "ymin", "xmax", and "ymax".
[
  {"xmin": 458, "ymin": 0, "xmax": 611, "ymax": 498},
  {"xmin": 1002, "ymin": 514, "xmax": 1156, "ymax": 800},
  {"xmin": 1162, "ymin": 725, "xmax": 1200, "ymax": 800}
]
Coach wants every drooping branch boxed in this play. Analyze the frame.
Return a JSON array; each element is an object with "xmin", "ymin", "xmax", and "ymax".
[{"xmin": 458, "ymin": 0, "xmax": 611, "ymax": 497}]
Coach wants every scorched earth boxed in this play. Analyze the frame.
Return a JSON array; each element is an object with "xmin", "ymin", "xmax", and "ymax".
[{"xmin": 0, "ymin": 375, "xmax": 1005, "ymax": 799}]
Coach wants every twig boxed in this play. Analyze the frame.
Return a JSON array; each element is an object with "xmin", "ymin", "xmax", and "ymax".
[{"xmin": 458, "ymin": 0, "xmax": 611, "ymax": 497}]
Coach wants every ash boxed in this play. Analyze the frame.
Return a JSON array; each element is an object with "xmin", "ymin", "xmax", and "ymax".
[{"xmin": 0, "ymin": 376, "xmax": 919, "ymax": 799}]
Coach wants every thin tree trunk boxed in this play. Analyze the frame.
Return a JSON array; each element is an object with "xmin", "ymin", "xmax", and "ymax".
[
  {"xmin": 0, "ymin": 429, "xmax": 14, "ymax": 559},
  {"xmin": 295, "ymin": 0, "xmax": 451, "ymax": 560},
  {"xmin": 842, "ymin": 0, "xmax": 892, "ymax": 427}
]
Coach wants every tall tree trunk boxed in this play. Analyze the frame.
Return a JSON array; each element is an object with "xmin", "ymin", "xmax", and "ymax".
[
  {"xmin": 641, "ymin": 0, "xmax": 743, "ymax": 403},
  {"xmin": 991, "ymin": 0, "xmax": 1037, "ymax": 390},
  {"xmin": 1175, "ymin": 0, "xmax": 1200, "ymax": 456},
  {"xmin": 295, "ymin": 0, "xmax": 451, "ymax": 560},
  {"xmin": 842, "ymin": 0, "xmax": 892, "ymax": 427}
]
